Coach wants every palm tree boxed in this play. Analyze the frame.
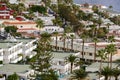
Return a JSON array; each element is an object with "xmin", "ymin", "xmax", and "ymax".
[
  {"xmin": 71, "ymin": 69, "xmax": 88, "ymax": 80},
  {"xmin": 93, "ymin": 37, "xmax": 98, "ymax": 62},
  {"xmin": 70, "ymin": 34, "xmax": 75, "ymax": 51},
  {"xmin": 97, "ymin": 18, "xmax": 102, "ymax": 29},
  {"xmin": 105, "ymin": 44, "xmax": 116, "ymax": 69},
  {"xmin": 36, "ymin": 19, "xmax": 44, "ymax": 31},
  {"xmin": 7, "ymin": 73, "xmax": 19, "ymax": 80},
  {"xmin": 97, "ymin": 49, "xmax": 107, "ymax": 79},
  {"xmin": 101, "ymin": 66, "xmax": 112, "ymax": 80},
  {"xmin": 89, "ymin": 24, "xmax": 97, "ymax": 37},
  {"xmin": 106, "ymin": 23, "xmax": 111, "ymax": 31},
  {"xmin": 80, "ymin": 33, "xmax": 87, "ymax": 59},
  {"xmin": 65, "ymin": 54, "xmax": 77, "ymax": 73},
  {"xmin": 112, "ymin": 68, "xmax": 120, "ymax": 80},
  {"xmin": 61, "ymin": 33, "xmax": 67, "ymax": 51},
  {"xmin": 115, "ymin": 59, "xmax": 120, "ymax": 68},
  {"xmin": 53, "ymin": 32, "xmax": 59, "ymax": 51}
]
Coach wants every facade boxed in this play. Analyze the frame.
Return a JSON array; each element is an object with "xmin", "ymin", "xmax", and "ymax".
[
  {"xmin": 38, "ymin": 16, "xmax": 55, "ymax": 26},
  {"xmin": 0, "ymin": 38, "xmax": 37, "ymax": 64},
  {"xmin": 51, "ymin": 40, "xmax": 120, "ymax": 61},
  {"xmin": 3, "ymin": 21, "xmax": 37, "ymax": 29},
  {"xmin": 51, "ymin": 52, "xmax": 79, "ymax": 75},
  {"xmin": 41, "ymin": 26, "xmax": 64, "ymax": 34},
  {"xmin": 0, "ymin": 49, "xmax": 3, "ymax": 66},
  {"xmin": 0, "ymin": 3, "xmax": 13, "ymax": 19}
]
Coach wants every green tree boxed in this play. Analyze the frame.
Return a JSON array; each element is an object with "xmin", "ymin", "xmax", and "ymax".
[
  {"xmin": 65, "ymin": 54, "xmax": 77, "ymax": 73},
  {"xmin": 53, "ymin": 32, "xmax": 59, "ymax": 51},
  {"xmin": 30, "ymin": 32, "xmax": 53, "ymax": 76},
  {"xmin": 7, "ymin": 73, "xmax": 19, "ymax": 80},
  {"xmin": 106, "ymin": 23, "xmax": 111, "ymax": 31},
  {"xmin": 4, "ymin": 26, "xmax": 18, "ymax": 37},
  {"xmin": 71, "ymin": 69, "xmax": 88, "ymax": 80},
  {"xmin": 112, "ymin": 68, "xmax": 120, "ymax": 80},
  {"xmin": 97, "ymin": 49, "xmax": 107, "ymax": 79},
  {"xmin": 29, "ymin": 5, "xmax": 47, "ymax": 14},
  {"xmin": 80, "ymin": 32, "xmax": 87, "ymax": 59},
  {"xmin": 92, "ymin": 5, "xmax": 99, "ymax": 13},
  {"xmin": 93, "ymin": 37, "xmax": 98, "ymax": 61},
  {"xmin": 61, "ymin": 33, "xmax": 67, "ymax": 51},
  {"xmin": 101, "ymin": 66, "xmax": 112, "ymax": 80},
  {"xmin": 70, "ymin": 34, "xmax": 75, "ymax": 51},
  {"xmin": 105, "ymin": 44, "xmax": 116, "ymax": 69},
  {"xmin": 36, "ymin": 19, "xmax": 44, "ymax": 30}
]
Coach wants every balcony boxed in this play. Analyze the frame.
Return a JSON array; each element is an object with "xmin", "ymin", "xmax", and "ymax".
[
  {"xmin": 0, "ymin": 56, "xmax": 3, "ymax": 61},
  {"xmin": 25, "ymin": 45, "xmax": 37, "ymax": 54},
  {"xmin": 10, "ymin": 56, "xmax": 22, "ymax": 63}
]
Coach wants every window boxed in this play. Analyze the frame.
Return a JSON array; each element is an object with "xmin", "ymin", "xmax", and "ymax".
[
  {"xmin": 20, "ymin": 26, "xmax": 23, "ymax": 28},
  {"xmin": 89, "ymin": 53, "xmax": 92, "ymax": 56}
]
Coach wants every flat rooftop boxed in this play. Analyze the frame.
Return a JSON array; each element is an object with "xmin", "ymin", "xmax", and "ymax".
[
  {"xmin": 0, "ymin": 38, "xmax": 36, "ymax": 48},
  {"xmin": 52, "ymin": 52, "xmax": 75, "ymax": 59},
  {"xmin": 0, "ymin": 64, "xmax": 30, "ymax": 74}
]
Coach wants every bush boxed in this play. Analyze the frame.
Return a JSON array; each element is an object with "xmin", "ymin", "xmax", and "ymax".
[{"xmin": 0, "ymin": 61, "xmax": 3, "ymax": 64}]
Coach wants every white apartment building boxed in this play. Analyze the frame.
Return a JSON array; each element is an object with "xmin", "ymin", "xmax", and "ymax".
[
  {"xmin": 51, "ymin": 52, "xmax": 79, "ymax": 75},
  {"xmin": 18, "ymin": 39, "xmax": 37, "ymax": 58},
  {"xmin": 0, "ymin": 49, "xmax": 3, "ymax": 66},
  {"xmin": 1, "ymin": 41, "xmax": 23, "ymax": 64},
  {"xmin": 0, "ymin": 38, "xmax": 37, "ymax": 64}
]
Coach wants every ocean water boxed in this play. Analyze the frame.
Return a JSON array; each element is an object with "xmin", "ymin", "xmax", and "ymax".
[{"xmin": 74, "ymin": 0, "xmax": 120, "ymax": 12}]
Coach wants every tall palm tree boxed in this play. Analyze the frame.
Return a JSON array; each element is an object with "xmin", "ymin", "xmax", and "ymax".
[
  {"xmin": 65, "ymin": 54, "xmax": 77, "ymax": 73},
  {"xmin": 105, "ymin": 44, "xmax": 116, "ymax": 69},
  {"xmin": 97, "ymin": 18, "xmax": 102, "ymax": 29},
  {"xmin": 106, "ymin": 35, "xmax": 116, "ymax": 68},
  {"xmin": 97, "ymin": 49, "xmax": 107, "ymax": 79},
  {"xmin": 101, "ymin": 66, "xmax": 112, "ymax": 80},
  {"xmin": 93, "ymin": 37, "xmax": 98, "ymax": 62},
  {"xmin": 112, "ymin": 68, "xmax": 120, "ymax": 80},
  {"xmin": 61, "ymin": 32, "xmax": 67, "ymax": 51},
  {"xmin": 71, "ymin": 69, "xmax": 88, "ymax": 80},
  {"xmin": 70, "ymin": 34, "xmax": 75, "ymax": 51},
  {"xmin": 53, "ymin": 32, "xmax": 59, "ymax": 51},
  {"xmin": 80, "ymin": 33, "xmax": 87, "ymax": 59},
  {"xmin": 106, "ymin": 23, "xmax": 111, "ymax": 31}
]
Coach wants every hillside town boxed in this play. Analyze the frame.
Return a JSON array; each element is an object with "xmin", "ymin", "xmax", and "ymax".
[{"xmin": 0, "ymin": 0, "xmax": 120, "ymax": 80}]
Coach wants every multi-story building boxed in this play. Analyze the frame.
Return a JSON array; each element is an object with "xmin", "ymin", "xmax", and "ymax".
[
  {"xmin": 51, "ymin": 52, "xmax": 79, "ymax": 76},
  {"xmin": 0, "ymin": 3, "xmax": 14, "ymax": 19},
  {"xmin": 0, "ymin": 49, "xmax": 3, "ymax": 66},
  {"xmin": 0, "ymin": 38, "xmax": 37, "ymax": 64}
]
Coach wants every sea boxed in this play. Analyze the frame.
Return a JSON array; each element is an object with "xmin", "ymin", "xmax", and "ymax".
[{"xmin": 74, "ymin": 0, "xmax": 120, "ymax": 12}]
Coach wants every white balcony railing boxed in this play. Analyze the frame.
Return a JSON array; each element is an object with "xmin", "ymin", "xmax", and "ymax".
[{"xmin": 10, "ymin": 56, "xmax": 22, "ymax": 63}]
